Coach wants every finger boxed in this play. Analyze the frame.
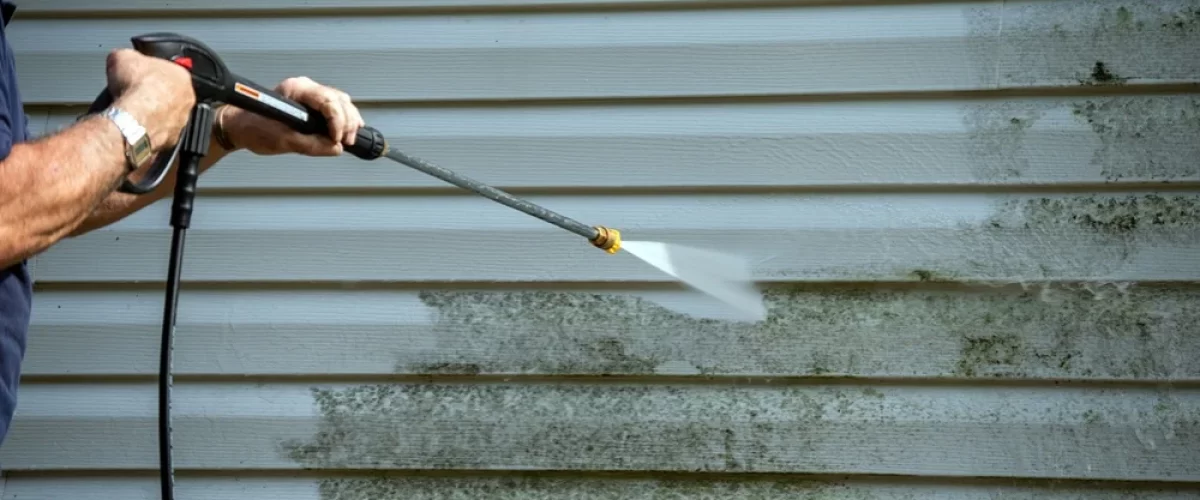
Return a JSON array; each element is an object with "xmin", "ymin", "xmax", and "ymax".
[
  {"xmin": 316, "ymin": 90, "xmax": 347, "ymax": 145},
  {"xmin": 277, "ymin": 77, "xmax": 341, "ymax": 143},
  {"xmin": 337, "ymin": 91, "xmax": 364, "ymax": 146},
  {"xmin": 287, "ymin": 78, "xmax": 347, "ymax": 145}
]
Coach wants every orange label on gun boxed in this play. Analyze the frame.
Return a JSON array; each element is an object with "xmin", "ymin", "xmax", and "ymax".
[
  {"xmin": 232, "ymin": 81, "xmax": 310, "ymax": 122},
  {"xmin": 234, "ymin": 82, "xmax": 260, "ymax": 99}
]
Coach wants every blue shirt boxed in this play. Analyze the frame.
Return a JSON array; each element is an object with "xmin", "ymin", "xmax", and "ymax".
[{"xmin": 0, "ymin": 0, "xmax": 32, "ymax": 449}]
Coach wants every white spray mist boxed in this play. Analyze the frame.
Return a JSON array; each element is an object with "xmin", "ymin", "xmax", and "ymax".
[{"xmin": 621, "ymin": 240, "xmax": 766, "ymax": 323}]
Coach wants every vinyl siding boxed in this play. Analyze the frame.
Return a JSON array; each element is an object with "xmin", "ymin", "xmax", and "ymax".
[{"xmin": 4, "ymin": 0, "xmax": 1200, "ymax": 498}]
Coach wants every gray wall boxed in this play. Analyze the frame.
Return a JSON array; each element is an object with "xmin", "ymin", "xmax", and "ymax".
[{"xmin": 2, "ymin": 0, "xmax": 1199, "ymax": 498}]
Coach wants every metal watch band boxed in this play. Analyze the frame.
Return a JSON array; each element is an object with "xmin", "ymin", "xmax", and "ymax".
[{"xmin": 102, "ymin": 107, "xmax": 153, "ymax": 172}]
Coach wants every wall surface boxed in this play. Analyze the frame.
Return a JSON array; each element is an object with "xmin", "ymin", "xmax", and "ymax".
[{"xmin": 3, "ymin": 0, "xmax": 1200, "ymax": 498}]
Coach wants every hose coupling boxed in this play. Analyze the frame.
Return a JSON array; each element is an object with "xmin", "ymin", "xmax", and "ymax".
[{"xmin": 590, "ymin": 226, "xmax": 622, "ymax": 254}]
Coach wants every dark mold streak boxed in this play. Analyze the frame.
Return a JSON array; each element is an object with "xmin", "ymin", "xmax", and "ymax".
[
  {"xmin": 908, "ymin": 269, "xmax": 959, "ymax": 282},
  {"xmin": 1081, "ymin": 60, "xmax": 1129, "ymax": 86}
]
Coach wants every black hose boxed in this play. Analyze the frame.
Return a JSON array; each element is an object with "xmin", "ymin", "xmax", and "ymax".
[
  {"xmin": 158, "ymin": 227, "xmax": 184, "ymax": 500},
  {"xmin": 155, "ymin": 103, "xmax": 213, "ymax": 500}
]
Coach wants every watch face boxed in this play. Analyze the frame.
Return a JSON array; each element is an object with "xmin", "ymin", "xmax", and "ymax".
[
  {"xmin": 132, "ymin": 137, "xmax": 152, "ymax": 159},
  {"xmin": 129, "ymin": 136, "xmax": 153, "ymax": 168}
]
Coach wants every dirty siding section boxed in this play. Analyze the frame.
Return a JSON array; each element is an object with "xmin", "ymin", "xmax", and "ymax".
[{"xmin": 4, "ymin": 0, "xmax": 1200, "ymax": 499}]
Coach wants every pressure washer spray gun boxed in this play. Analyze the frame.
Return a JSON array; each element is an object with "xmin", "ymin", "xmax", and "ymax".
[{"xmin": 86, "ymin": 33, "xmax": 623, "ymax": 500}]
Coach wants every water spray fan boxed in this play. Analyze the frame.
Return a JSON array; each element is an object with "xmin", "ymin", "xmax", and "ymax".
[{"xmin": 88, "ymin": 32, "xmax": 625, "ymax": 500}]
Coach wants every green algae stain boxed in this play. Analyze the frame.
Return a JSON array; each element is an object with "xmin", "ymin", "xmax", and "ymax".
[
  {"xmin": 994, "ymin": 194, "xmax": 1200, "ymax": 235},
  {"xmin": 399, "ymin": 283, "xmax": 1199, "ymax": 382},
  {"xmin": 978, "ymin": 193, "xmax": 1200, "ymax": 279},
  {"xmin": 310, "ymin": 475, "xmax": 887, "ymax": 500},
  {"xmin": 1069, "ymin": 96, "xmax": 1200, "ymax": 181},
  {"xmin": 1117, "ymin": 6, "xmax": 1135, "ymax": 26},
  {"xmin": 280, "ymin": 384, "xmax": 878, "ymax": 473},
  {"xmin": 304, "ymin": 471, "xmax": 1196, "ymax": 500},
  {"xmin": 955, "ymin": 334, "xmax": 1023, "ymax": 377},
  {"xmin": 961, "ymin": 94, "xmax": 1200, "ymax": 184},
  {"xmin": 967, "ymin": 0, "xmax": 1200, "ymax": 87}
]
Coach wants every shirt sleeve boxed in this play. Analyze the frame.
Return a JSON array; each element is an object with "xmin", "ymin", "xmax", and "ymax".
[{"xmin": 0, "ymin": 80, "xmax": 14, "ymax": 159}]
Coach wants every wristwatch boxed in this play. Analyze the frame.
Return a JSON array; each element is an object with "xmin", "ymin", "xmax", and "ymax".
[{"xmin": 102, "ymin": 107, "xmax": 153, "ymax": 172}]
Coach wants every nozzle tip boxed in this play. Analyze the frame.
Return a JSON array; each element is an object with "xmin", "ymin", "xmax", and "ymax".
[{"xmin": 590, "ymin": 226, "xmax": 622, "ymax": 254}]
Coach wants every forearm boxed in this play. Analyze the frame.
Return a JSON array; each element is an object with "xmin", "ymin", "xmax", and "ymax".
[
  {"xmin": 70, "ymin": 133, "xmax": 234, "ymax": 236},
  {"xmin": 0, "ymin": 114, "xmax": 130, "ymax": 268}
]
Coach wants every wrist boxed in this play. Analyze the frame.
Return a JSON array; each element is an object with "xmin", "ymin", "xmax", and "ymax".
[
  {"xmin": 111, "ymin": 94, "xmax": 166, "ymax": 149},
  {"xmin": 98, "ymin": 102, "xmax": 154, "ymax": 173}
]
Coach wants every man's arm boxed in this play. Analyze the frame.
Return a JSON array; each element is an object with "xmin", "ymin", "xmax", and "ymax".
[
  {"xmin": 0, "ymin": 48, "xmax": 197, "ymax": 269},
  {"xmin": 69, "ymin": 113, "xmax": 235, "ymax": 236},
  {"xmin": 0, "ymin": 113, "xmax": 134, "ymax": 268}
]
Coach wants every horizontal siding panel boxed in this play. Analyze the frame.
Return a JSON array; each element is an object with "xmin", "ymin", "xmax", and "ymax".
[
  {"xmin": 36, "ymin": 94, "xmax": 1200, "ymax": 189},
  {"xmin": 10, "ymin": 0, "xmax": 1200, "ymax": 104},
  {"xmin": 28, "ymin": 191, "xmax": 1200, "ymax": 283},
  {"xmin": 1, "ymin": 382, "xmax": 1197, "ymax": 480},
  {"xmin": 22, "ymin": 284, "xmax": 1200, "ymax": 381},
  {"xmin": 5, "ymin": 475, "xmax": 1200, "ymax": 500},
  {"xmin": 15, "ymin": 0, "xmax": 849, "ymax": 15}
]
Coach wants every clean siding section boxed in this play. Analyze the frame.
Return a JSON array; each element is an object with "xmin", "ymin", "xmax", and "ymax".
[
  {"xmin": 12, "ymin": 1, "xmax": 1200, "ymax": 104},
  {"xmin": 23, "ymin": 191, "xmax": 1200, "ymax": 283},
  {"xmin": 12, "ymin": 0, "xmax": 943, "ymax": 15},
  {"xmin": 4, "ymin": 0, "xmax": 1200, "ymax": 498},
  {"xmin": 39, "ymin": 94, "xmax": 1200, "ymax": 190}
]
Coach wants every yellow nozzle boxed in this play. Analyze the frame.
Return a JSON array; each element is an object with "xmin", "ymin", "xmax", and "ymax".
[{"xmin": 590, "ymin": 226, "xmax": 622, "ymax": 254}]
